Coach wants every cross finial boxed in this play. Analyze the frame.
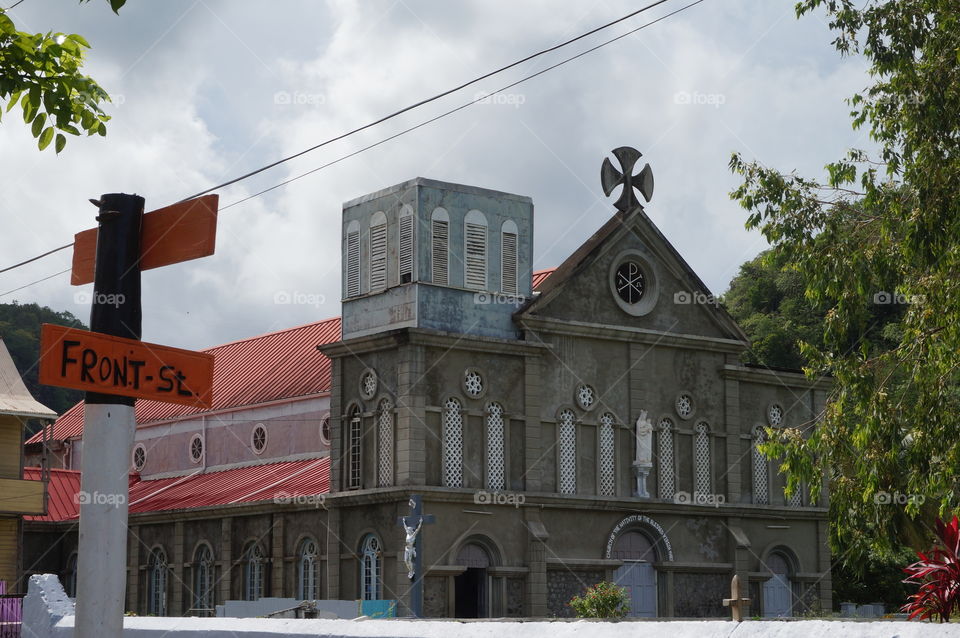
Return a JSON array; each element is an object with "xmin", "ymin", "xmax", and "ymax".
[
  {"xmin": 601, "ymin": 146, "xmax": 654, "ymax": 211},
  {"xmin": 722, "ymin": 574, "xmax": 751, "ymax": 622}
]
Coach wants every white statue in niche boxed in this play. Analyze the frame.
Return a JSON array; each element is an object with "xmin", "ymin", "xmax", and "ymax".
[{"xmin": 633, "ymin": 410, "xmax": 654, "ymax": 498}]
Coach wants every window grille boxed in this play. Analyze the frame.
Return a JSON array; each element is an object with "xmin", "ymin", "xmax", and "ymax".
[
  {"xmin": 377, "ymin": 399, "xmax": 394, "ymax": 487},
  {"xmin": 694, "ymin": 422, "xmax": 712, "ymax": 496},
  {"xmin": 442, "ymin": 398, "xmax": 463, "ymax": 487},
  {"xmin": 558, "ymin": 409, "xmax": 577, "ymax": 494},
  {"xmin": 658, "ymin": 418, "xmax": 675, "ymax": 499},
  {"xmin": 348, "ymin": 408, "xmax": 362, "ymax": 489},
  {"xmin": 486, "ymin": 402, "xmax": 505, "ymax": 490},
  {"xmin": 599, "ymin": 412, "xmax": 616, "ymax": 496},
  {"xmin": 753, "ymin": 426, "xmax": 769, "ymax": 505}
]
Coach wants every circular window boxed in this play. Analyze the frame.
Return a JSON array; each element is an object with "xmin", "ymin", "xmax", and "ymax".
[
  {"xmin": 359, "ymin": 369, "xmax": 378, "ymax": 400},
  {"xmin": 608, "ymin": 249, "xmax": 658, "ymax": 316},
  {"xmin": 675, "ymin": 393, "xmax": 695, "ymax": 420},
  {"xmin": 463, "ymin": 369, "xmax": 484, "ymax": 398},
  {"xmin": 575, "ymin": 384, "xmax": 597, "ymax": 410},
  {"xmin": 132, "ymin": 444, "xmax": 146, "ymax": 472},
  {"xmin": 189, "ymin": 434, "xmax": 204, "ymax": 464},
  {"xmin": 320, "ymin": 415, "xmax": 331, "ymax": 445},
  {"xmin": 767, "ymin": 404, "xmax": 784, "ymax": 427},
  {"xmin": 615, "ymin": 261, "xmax": 646, "ymax": 304},
  {"xmin": 252, "ymin": 424, "xmax": 268, "ymax": 455}
]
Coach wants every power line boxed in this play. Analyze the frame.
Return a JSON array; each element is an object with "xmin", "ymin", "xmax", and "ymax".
[
  {"xmin": 0, "ymin": 0, "xmax": 707, "ymax": 295},
  {"xmin": 0, "ymin": 0, "xmax": 678, "ymax": 276}
]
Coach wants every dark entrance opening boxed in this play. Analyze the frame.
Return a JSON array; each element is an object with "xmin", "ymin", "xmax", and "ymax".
[{"xmin": 454, "ymin": 542, "xmax": 491, "ymax": 618}]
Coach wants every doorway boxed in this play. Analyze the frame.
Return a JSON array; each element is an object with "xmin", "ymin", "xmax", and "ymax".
[
  {"xmin": 611, "ymin": 530, "xmax": 657, "ymax": 617},
  {"xmin": 454, "ymin": 543, "xmax": 490, "ymax": 618},
  {"xmin": 762, "ymin": 552, "xmax": 792, "ymax": 617}
]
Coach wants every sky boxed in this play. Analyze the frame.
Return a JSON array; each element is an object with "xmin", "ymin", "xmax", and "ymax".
[{"xmin": 0, "ymin": 0, "xmax": 872, "ymax": 351}]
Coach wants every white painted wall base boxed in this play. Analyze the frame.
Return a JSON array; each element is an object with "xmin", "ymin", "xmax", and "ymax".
[{"xmin": 24, "ymin": 575, "xmax": 960, "ymax": 638}]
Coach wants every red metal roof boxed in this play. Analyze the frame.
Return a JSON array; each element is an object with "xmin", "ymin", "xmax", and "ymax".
[
  {"xmin": 27, "ymin": 317, "xmax": 341, "ymax": 444},
  {"xmin": 532, "ymin": 268, "xmax": 554, "ymax": 290},
  {"xmin": 23, "ymin": 457, "xmax": 330, "ymax": 521},
  {"xmin": 23, "ymin": 467, "xmax": 81, "ymax": 523}
]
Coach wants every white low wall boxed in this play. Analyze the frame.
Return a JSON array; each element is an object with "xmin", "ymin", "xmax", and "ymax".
[{"xmin": 24, "ymin": 575, "xmax": 960, "ymax": 638}]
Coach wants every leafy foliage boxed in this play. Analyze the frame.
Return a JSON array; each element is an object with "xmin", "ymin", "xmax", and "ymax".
[
  {"xmin": 902, "ymin": 516, "xmax": 960, "ymax": 622},
  {"xmin": 568, "ymin": 581, "xmax": 629, "ymax": 619},
  {"xmin": 0, "ymin": 0, "xmax": 125, "ymax": 152},
  {"xmin": 0, "ymin": 302, "xmax": 87, "ymax": 429},
  {"xmin": 729, "ymin": 0, "xmax": 960, "ymax": 561}
]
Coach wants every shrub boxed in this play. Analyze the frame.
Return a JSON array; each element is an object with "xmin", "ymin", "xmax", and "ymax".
[
  {"xmin": 568, "ymin": 581, "xmax": 629, "ymax": 619},
  {"xmin": 902, "ymin": 516, "xmax": 960, "ymax": 622}
]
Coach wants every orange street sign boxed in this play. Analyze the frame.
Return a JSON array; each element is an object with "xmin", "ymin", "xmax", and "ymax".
[
  {"xmin": 39, "ymin": 324, "xmax": 214, "ymax": 408},
  {"xmin": 71, "ymin": 195, "xmax": 218, "ymax": 286}
]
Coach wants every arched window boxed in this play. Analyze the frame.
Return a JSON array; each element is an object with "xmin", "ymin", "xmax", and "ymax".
[
  {"xmin": 147, "ymin": 547, "xmax": 167, "ymax": 616},
  {"xmin": 753, "ymin": 426, "xmax": 769, "ymax": 505},
  {"xmin": 464, "ymin": 209, "xmax": 488, "ymax": 290},
  {"xmin": 398, "ymin": 205, "xmax": 415, "ymax": 284},
  {"xmin": 297, "ymin": 538, "xmax": 319, "ymax": 601},
  {"xmin": 369, "ymin": 211, "xmax": 388, "ymax": 292},
  {"xmin": 377, "ymin": 398, "xmax": 394, "ymax": 487},
  {"xmin": 598, "ymin": 412, "xmax": 616, "ymax": 496},
  {"xmin": 558, "ymin": 409, "xmax": 577, "ymax": 494},
  {"xmin": 348, "ymin": 405, "xmax": 362, "ymax": 489},
  {"xmin": 500, "ymin": 219, "xmax": 518, "ymax": 294},
  {"xmin": 192, "ymin": 543, "xmax": 215, "ymax": 616},
  {"xmin": 442, "ymin": 398, "xmax": 463, "ymax": 488},
  {"xmin": 345, "ymin": 220, "xmax": 361, "ymax": 297},
  {"xmin": 242, "ymin": 542, "xmax": 265, "ymax": 601},
  {"xmin": 658, "ymin": 418, "xmax": 675, "ymax": 499},
  {"xmin": 63, "ymin": 552, "xmax": 78, "ymax": 598},
  {"xmin": 359, "ymin": 534, "xmax": 382, "ymax": 600},
  {"xmin": 485, "ymin": 402, "xmax": 505, "ymax": 491},
  {"xmin": 694, "ymin": 421, "xmax": 712, "ymax": 497},
  {"xmin": 431, "ymin": 208, "xmax": 449, "ymax": 285}
]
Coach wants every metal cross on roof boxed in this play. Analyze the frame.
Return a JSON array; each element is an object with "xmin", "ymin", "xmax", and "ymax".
[{"xmin": 601, "ymin": 146, "xmax": 654, "ymax": 211}]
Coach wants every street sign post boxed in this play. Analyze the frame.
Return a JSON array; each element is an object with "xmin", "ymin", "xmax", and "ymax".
[{"xmin": 39, "ymin": 192, "xmax": 218, "ymax": 637}]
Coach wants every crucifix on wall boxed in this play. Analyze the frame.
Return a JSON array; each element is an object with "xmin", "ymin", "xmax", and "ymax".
[{"xmin": 396, "ymin": 494, "xmax": 435, "ymax": 618}]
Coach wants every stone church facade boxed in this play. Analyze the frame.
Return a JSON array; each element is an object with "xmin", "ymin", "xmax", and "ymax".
[{"xmin": 23, "ymin": 154, "xmax": 831, "ymax": 618}]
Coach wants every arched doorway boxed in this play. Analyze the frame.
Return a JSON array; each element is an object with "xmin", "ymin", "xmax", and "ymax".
[
  {"xmin": 454, "ymin": 542, "xmax": 491, "ymax": 618},
  {"xmin": 611, "ymin": 531, "xmax": 657, "ymax": 617},
  {"xmin": 762, "ymin": 552, "xmax": 793, "ymax": 617}
]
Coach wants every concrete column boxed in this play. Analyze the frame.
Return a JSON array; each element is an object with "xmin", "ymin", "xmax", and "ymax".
[
  {"xmin": 75, "ymin": 403, "xmax": 136, "ymax": 637},
  {"xmin": 218, "ymin": 517, "xmax": 232, "ymax": 604},
  {"xmin": 396, "ymin": 344, "xmax": 425, "ymax": 486},
  {"xmin": 271, "ymin": 515, "xmax": 284, "ymax": 597},
  {"xmin": 816, "ymin": 519, "xmax": 832, "ymax": 612},
  {"xmin": 325, "ymin": 507, "xmax": 341, "ymax": 599},
  {"xmin": 724, "ymin": 368, "xmax": 742, "ymax": 503},
  {"xmin": 126, "ymin": 524, "xmax": 139, "ymax": 613},
  {"xmin": 523, "ymin": 509, "xmax": 548, "ymax": 617},
  {"xmin": 172, "ymin": 520, "xmax": 184, "ymax": 615},
  {"xmin": 329, "ymin": 357, "xmax": 343, "ymax": 493},
  {"xmin": 523, "ymin": 355, "xmax": 542, "ymax": 492}
]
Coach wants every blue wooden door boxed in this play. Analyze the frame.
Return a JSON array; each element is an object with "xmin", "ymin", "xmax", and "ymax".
[
  {"xmin": 614, "ymin": 561, "xmax": 656, "ymax": 617},
  {"xmin": 762, "ymin": 574, "xmax": 791, "ymax": 617}
]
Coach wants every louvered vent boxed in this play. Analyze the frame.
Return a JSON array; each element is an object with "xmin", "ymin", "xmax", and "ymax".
[
  {"xmin": 501, "ymin": 231, "xmax": 518, "ymax": 294},
  {"xmin": 399, "ymin": 213, "xmax": 414, "ymax": 284},
  {"xmin": 431, "ymin": 219, "xmax": 448, "ymax": 285},
  {"xmin": 465, "ymin": 223, "xmax": 487, "ymax": 289},
  {"xmin": 346, "ymin": 230, "xmax": 361, "ymax": 297},
  {"xmin": 369, "ymin": 222, "xmax": 387, "ymax": 292}
]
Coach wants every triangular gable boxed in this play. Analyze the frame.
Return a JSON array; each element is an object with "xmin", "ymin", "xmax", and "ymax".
[
  {"xmin": 519, "ymin": 206, "xmax": 749, "ymax": 344},
  {"xmin": 0, "ymin": 337, "xmax": 56, "ymax": 419}
]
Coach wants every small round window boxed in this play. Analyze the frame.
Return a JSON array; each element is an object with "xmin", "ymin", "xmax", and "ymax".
[
  {"xmin": 132, "ymin": 444, "xmax": 146, "ymax": 472},
  {"xmin": 615, "ymin": 261, "xmax": 646, "ymax": 304},
  {"xmin": 320, "ymin": 416, "xmax": 331, "ymax": 445},
  {"xmin": 575, "ymin": 384, "xmax": 597, "ymax": 410},
  {"xmin": 675, "ymin": 393, "xmax": 695, "ymax": 420},
  {"xmin": 768, "ymin": 404, "xmax": 784, "ymax": 427},
  {"xmin": 360, "ymin": 369, "xmax": 378, "ymax": 400},
  {"xmin": 189, "ymin": 434, "xmax": 204, "ymax": 464},
  {"xmin": 463, "ymin": 369, "xmax": 484, "ymax": 398},
  {"xmin": 252, "ymin": 424, "xmax": 268, "ymax": 455}
]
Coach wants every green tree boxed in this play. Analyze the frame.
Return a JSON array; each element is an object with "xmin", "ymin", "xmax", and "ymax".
[
  {"xmin": 729, "ymin": 0, "xmax": 960, "ymax": 561},
  {"xmin": 0, "ymin": 0, "xmax": 125, "ymax": 152}
]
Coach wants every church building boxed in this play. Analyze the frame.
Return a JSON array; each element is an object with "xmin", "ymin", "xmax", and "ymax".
[{"xmin": 23, "ymin": 148, "xmax": 831, "ymax": 618}]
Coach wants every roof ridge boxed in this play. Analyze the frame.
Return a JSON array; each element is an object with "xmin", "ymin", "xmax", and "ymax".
[{"xmin": 202, "ymin": 316, "xmax": 341, "ymax": 353}]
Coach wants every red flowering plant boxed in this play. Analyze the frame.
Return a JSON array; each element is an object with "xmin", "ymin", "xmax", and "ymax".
[{"xmin": 901, "ymin": 516, "xmax": 960, "ymax": 622}]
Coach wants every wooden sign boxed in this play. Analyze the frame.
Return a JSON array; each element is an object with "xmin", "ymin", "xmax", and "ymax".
[
  {"xmin": 71, "ymin": 195, "xmax": 218, "ymax": 286},
  {"xmin": 39, "ymin": 324, "xmax": 214, "ymax": 408}
]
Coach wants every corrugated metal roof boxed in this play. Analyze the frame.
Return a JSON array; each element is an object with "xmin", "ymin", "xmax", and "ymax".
[
  {"xmin": 27, "ymin": 316, "xmax": 341, "ymax": 444},
  {"xmin": 0, "ymin": 338, "xmax": 56, "ymax": 419},
  {"xmin": 23, "ymin": 457, "xmax": 330, "ymax": 521},
  {"xmin": 532, "ymin": 268, "xmax": 554, "ymax": 290},
  {"xmin": 23, "ymin": 467, "xmax": 81, "ymax": 522}
]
